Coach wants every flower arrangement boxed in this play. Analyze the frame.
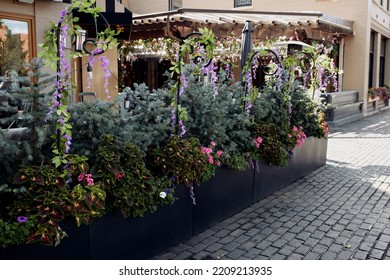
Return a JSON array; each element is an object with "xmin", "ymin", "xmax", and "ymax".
[
  {"xmin": 149, "ymin": 136, "xmax": 223, "ymax": 204},
  {"xmin": 289, "ymin": 126, "xmax": 307, "ymax": 149},
  {"xmin": 90, "ymin": 134, "xmax": 175, "ymax": 218},
  {"xmin": 1, "ymin": 154, "xmax": 106, "ymax": 246},
  {"xmin": 368, "ymin": 86, "xmax": 390, "ymax": 101}
]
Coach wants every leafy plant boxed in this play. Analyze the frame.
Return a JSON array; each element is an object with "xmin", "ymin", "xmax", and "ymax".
[
  {"xmin": 90, "ymin": 134, "xmax": 175, "ymax": 218},
  {"xmin": 0, "ymin": 58, "xmax": 53, "ymax": 183},
  {"xmin": 368, "ymin": 88, "xmax": 376, "ymax": 99},
  {"xmin": 180, "ymin": 66, "xmax": 253, "ymax": 171},
  {"xmin": 119, "ymin": 84, "xmax": 172, "ymax": 151},
  {"xmin": 251, "ymin": 122, "xmax": 290, "ymax": 166},
  {"xmin": 149, "ymin": 136, "xmax": 219, "ymax": 187},
  {"xmin": 4, "ymin": 154, "xmax": 106, "ymax": 247},
  {"xmin": 68, "ymin": 99, "xmax": 122, "ymax": 158},
  {"xmin": 0, "ymin": 216, "xmax": 36, "ymax": 248},
  {"xmin": 289, "ymin": 83, "xmax": 328, "ymax": 138}
]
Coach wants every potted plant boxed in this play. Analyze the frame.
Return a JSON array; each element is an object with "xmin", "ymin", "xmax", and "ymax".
[
  {"xmin": 381, "ymin": 86, "xmax": 390, "ymax": 106},
  {"xmin": 87, "ymin": 134, "xmax": 185, "ymax": 260}
]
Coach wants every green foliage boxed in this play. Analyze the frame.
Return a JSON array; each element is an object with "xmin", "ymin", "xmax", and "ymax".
[
  {"xmin": 0, "ymin": 28, "xmax": 28, "ymax": 75},
  {"xmin": 39, "ymin": 0, "xmax": 120, "ymax": 168},
  {"xmin": 251, "ymin": 122, "xmax": 290, "ymax": 166},
  {"xmin": 0, "ymin": 25, "xmax": 332, "ymax": 249},
  {"xmin": 0, "ymin": 58, "xmax": 53, "ymax": 183},
  {"xmin": 91, "ymin": 134, "xmax": 175, "ymax": 218},
  {"xmin": 149, "ymin": 136, "xmax": 217, "ymax": 187},
  {"xmin": 3, "ymin": 154, "xmax": 106, "ymax": 247},
  {"xmin": 69, "ymin": 84, "xmax": 172, "ymax": 157},
  {"xmin": 180, "ymin": 67, "xmax": 253, "ymax": 171},
  {"xmin": 39, "ymin": 0, "xmax": 117, "ymax": 70},
  {"xmin": 120, "ymin": 84, "xmax": 172, "ymax": 151},
  {"xmin": 250, "ymin": 79, "xmax": 292, "ymax": 166},
  {"xmin": 0, "ymin": 217, "xmax": 36, "ymax": 248},
  {"xmin": 68, "ymin": 99, "xmax": 122, "ymax": 158},
  {"xmin": 289, "ymin": 83, "xmax": 328, "ymax": 138},
  {"xmin": 169, "ymin": 27, "xmax": 216, "ymax": 137}
]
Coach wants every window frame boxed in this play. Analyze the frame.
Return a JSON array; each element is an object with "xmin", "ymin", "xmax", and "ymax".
[
  {"xmin": 0, "ymin": 12, "xmax": 36, "ymax": 68},
  {"xmin": 234, "ymin": 0, "xmax": 252, "ymax": 8},
  {"xmin": 369, "ymin": 31, "xmax": 375, "ymax": 88},
  {"xmin": 379, "ymin": 37, "xmax": 387, "ymax": 87}
]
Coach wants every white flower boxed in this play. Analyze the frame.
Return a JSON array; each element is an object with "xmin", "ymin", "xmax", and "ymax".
[{"xmin": 159, "ymin": 191, "xmax": 167, "ymax": 199}]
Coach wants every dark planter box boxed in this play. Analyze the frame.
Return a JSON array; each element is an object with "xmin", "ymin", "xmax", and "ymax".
[
  {"xmin": 290, "ymin": 136, "xmax": 324, "ymax": 180},
  {"xmin": 1, "ymin": 137, "xmax": 327, "ymax": 259},
  {"xmin": 1, "ymin": 186, "xmax": 193, "ymax": 260},
  {"xmin": 193, "ymin": 166, "xmax": 254, "ymax": 235},
  {"xmin": 253, "ymin": 160, "xmax": 291, "ymax": 202},
  {"xmin": 253, "ymin": 136, "xmax": 327, "ymax": 202},
  {"xmin": 89, "ymin": 185, "xmax": 193, "ymax": 260}
]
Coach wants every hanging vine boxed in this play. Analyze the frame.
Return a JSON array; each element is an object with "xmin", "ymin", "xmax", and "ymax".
[
  {"xmin": 39, "ymin": 0, "xmax": 118, "ymax": 168},
  {"xmin": 168, "ymin": 27, "xmax": 216, "ymax": 137}
]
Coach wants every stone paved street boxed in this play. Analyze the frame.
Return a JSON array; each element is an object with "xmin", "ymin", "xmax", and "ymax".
[{"xmin": 153, "ymin": 110, "xmax": 390, "ymax": 260}]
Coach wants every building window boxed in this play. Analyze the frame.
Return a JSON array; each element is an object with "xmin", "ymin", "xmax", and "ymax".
[
  {"xmin": 0, "ymin": 14, "xmax": 34, "ymax": 76},
  {"xmin": 234, "ymin": 0, "xmax": 252, "ymax": 8},
  {"xmin": 369, "ymin": 31, "xmax": 375, "ymax": 88},
  {"xmin": 170, "ymin": 0, "xmax": 182, "ymax": 10},
  {"xmin": 380, "ymin": 37, "xmax": 387, "ymax": 87}
]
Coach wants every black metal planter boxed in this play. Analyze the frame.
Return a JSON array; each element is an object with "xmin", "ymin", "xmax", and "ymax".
[
  {"xmin": 0, "ymin": 186, "xmax": 193, "ymax": 260},
  {"xmin": 1, "ymin": 137, "xmax": 327, "ymax": 260},
  {"xmin": 253, "ymin": 136, "xmax": 328, "ymax": 203},
  {"xmin": 193, "ymin": 166, "xmax": 254, "ymax": 235},
  {"xmin": 88, "ymin": 185, "xmax": 193, "ymax": 260},
  {"xmin": 253, "ymin": 160, "xmax": 291, "ymax": 203}
]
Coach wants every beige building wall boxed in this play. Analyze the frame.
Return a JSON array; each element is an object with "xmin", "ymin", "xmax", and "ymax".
[
  {"xmin": 181, "ymin": 0, "xmax": 232, "ymax": 9},
  {"xmin": 81, "ymin": 47, "xmax": 118, "ymax": 102},
  {"xmin": 126, "ymin": 0, "xmax": 169, "ymax": 14},
  {"xmin": 0, "ymin": 0, "xmax": 34, "ymax": 16}
]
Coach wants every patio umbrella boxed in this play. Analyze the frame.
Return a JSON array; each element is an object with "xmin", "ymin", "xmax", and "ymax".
[{"xmin": 240, "ymin": 20, "xmax": 253, "ymax": 83}]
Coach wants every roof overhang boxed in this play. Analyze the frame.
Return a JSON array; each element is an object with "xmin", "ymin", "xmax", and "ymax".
[
  {"xmin": 132, "ymin": 8, "xmax": 354, "ymax": 39},
  {"xmin": 54, "ymin": 0, "xmax": 133, "ymax": 40}
]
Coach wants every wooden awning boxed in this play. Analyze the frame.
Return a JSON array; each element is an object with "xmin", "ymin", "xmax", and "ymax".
[{"xmin": 131, "ymin": 8, "xmax": 354, "ymax": 40}]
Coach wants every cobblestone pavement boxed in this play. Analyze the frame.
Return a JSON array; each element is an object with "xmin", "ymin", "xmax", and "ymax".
[{"xmin": 153, "ymin": 111, "xmax": 390, "ymax": 260}]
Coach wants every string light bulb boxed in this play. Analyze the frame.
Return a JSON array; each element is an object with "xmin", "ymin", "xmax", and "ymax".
[{"xmin": 87, "ymin": 63, "xmax": 93, "ymax": 79}]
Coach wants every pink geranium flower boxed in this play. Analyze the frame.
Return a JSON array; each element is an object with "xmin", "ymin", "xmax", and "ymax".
[
  {"xmin": 253, "ymin": 136, "xmax": 263, "ymax": 149},
  {"xmin": 77, "ymin": 173, "xmax": 84, "ymax": 182}
]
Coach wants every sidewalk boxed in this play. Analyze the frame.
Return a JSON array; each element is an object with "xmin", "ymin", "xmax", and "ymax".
[{"xmin": 153, "ymin": 111, "xmax": 390, "ymax": 260}]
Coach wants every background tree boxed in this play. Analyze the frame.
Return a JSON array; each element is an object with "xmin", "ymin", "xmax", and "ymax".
[{"xmin": 0, "ymin": 29, "xmax": 28, "ymax": 75}]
